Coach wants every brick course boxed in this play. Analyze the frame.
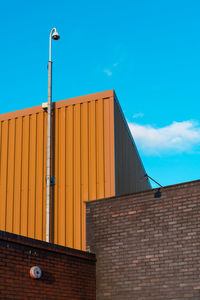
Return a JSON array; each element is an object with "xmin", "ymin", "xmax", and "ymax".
[
  {"xmin": 0, "ymin": 231, "xmax": 96, "ymax": 299},
  {"xmin": 86, "ymin": 180, "xmax": 200, "ymax": 300}
]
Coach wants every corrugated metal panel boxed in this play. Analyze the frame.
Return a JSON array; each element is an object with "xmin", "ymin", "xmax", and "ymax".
[
  {"xmin": 0, "ymin": 91, "xmax": 115, "ymax": 250},
  {"xmin": 0, "ymin": 90, "xmax": 150, "ymax": 250},
  {"xmin": 0, "ymin": 113, "xmax": 47, "ymax": 240},
  {"xmin": 114, "ymin": 95, "xmax": 151, "ymax": 195},
  {"xmin": 53, "ymin": 97, "xmax": 115, "ymax": 248}
]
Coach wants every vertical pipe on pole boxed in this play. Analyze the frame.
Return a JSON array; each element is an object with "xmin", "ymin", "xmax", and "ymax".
[{"xmin": 46, "ymin": 60, "xmax": 52, "ymax": 243}]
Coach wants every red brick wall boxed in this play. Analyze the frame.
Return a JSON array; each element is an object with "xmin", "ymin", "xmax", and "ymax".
[
  {"xmin": 0, "ymin": 231, "xmax": 96, "ymax": 299},
  {"xmin": 86, "ymin": 180, "xmax": 200, "ymax": 300}
]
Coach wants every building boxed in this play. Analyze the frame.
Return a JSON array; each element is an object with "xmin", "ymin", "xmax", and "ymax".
[
  {"xmin": 0, "ymin": 90, "xmax": 200, "ymax": 299},
  {"xmin": 86, "ymin": 179, "xmax": 200, "ymax": 300},
  {"xmin": 0, "ymin": 230, "xmax": 96, "ymax": 299},
  {"xmin": 1, "ymin": 179, "xmax": 199, "ymax": 299},
  {"xmin": 0, "ymin": 90, "xmax": 150, "ymax": 250}
]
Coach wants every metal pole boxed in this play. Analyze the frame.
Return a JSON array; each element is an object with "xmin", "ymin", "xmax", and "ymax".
[
  {"xmin": 46, "ymin": 60, "xmax": 52, "ymax": 243},
  {"xmin": 46, "ymin": 30, "xmax": 53, "ymax": 243},
  {"xmin": 46, "ymin": 28, "xmax": 60, "ymax": 243}
]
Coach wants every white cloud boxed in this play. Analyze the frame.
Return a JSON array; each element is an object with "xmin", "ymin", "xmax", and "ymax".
[
  {"xmin": 104, "ymin": 69, "xmax": 112, "ymax": 76},
  {"xmin": 103, "ymin": 63, "xmax": 119, "ymax": 76},
  {"xmin": 133, "ymin": 112, "xmax": 144, "ymax": 119},
  {"xmin": 128, "ymin": 120, "xmax": 200, "ymax": 155}
]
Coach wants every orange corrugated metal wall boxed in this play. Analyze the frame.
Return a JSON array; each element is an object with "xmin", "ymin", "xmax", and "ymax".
[
  {"xmin": 0, "ymin": 113, "xmax": 47, "ymax": 241},
  {"xmin": 0, "ymin": 95, "xmax": 115, "ymax": 250},
  {"xmin": 54, "ymin": 98, "xmax": 115, "ymax": 249}
]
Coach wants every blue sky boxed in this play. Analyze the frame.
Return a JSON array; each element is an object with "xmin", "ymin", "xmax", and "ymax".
[{"xmin": 1, "ymin": 0, "xmax": 200, "ymax": 187}]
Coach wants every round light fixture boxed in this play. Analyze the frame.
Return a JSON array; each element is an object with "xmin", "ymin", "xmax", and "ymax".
[{"xmin": 30, "ymin": 266, "xmax": 42, "ymax": 279}]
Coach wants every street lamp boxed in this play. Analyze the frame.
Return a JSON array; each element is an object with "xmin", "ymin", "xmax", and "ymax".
[{"xmin": 46, "ymin": 27, "xmax": 60, "ymax": 243}]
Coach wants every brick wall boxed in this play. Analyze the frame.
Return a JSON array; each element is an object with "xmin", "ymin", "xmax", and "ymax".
[
  {"xmin": 86, "ymin": 180, "xmax": 200, "ymax": 300},
  {"xmin": 0, "ymin": 231, "xmax": 96, "ymax": 299}
]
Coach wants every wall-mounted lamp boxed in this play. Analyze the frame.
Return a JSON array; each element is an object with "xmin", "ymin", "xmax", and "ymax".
[
  {"xmin": 30, "ymin": 266, "xmax": 42, "ymax": 279},
  {"xmin": 143, "ymin": 174, "xmax": 163, "ymax": 198}
]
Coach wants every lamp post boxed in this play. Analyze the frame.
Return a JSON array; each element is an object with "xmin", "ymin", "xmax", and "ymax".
[{"xmin": 46, "ymin": 28, "xmax": 60, "ymax": 243}]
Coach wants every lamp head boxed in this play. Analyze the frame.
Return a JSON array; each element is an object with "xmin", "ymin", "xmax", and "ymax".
[{"xmin": 52, "ymin": 29, "xmax": 60, "ymax": 40}]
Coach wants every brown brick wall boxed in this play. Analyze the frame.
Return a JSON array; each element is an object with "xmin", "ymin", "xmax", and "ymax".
[
  {"xmin": 86, "ymin": 180, "xmax": 200, "ymax": 300},
  {"xmin": 0, "ymin": 231, "xmax": 96, "ymax": 299}
]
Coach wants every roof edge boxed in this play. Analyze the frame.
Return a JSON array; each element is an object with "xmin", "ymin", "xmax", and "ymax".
[
  {"xmin": 87, "ymin": 179, "xmax": 200, "ymax": 205},
  {"xmin": 0, "ymin": 230, "xmax": 96, "ymax": 261},
  {"xmin": 0, "ymin": 89, "xmax": 114, "ymax": 121}
]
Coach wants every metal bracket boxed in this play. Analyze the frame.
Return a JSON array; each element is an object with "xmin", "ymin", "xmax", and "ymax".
[
  {"xmin": 42, "ymin": 102, "xmax": 48, "ymax": 109},
  {"xmin": 50, "ymin": 177, "xmax": 55, "ymax": 186}
]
